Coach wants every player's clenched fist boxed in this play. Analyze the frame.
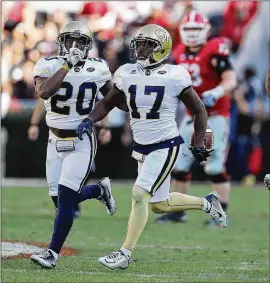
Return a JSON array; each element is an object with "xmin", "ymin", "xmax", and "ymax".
[{"xmin": 189, "ymin": 146, "xmax": 214, "ymax": 163}]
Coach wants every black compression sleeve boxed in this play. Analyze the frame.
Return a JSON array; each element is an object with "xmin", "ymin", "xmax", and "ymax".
[{"xmin": 211, "ymin": 55, "xmax": 233, "ymax": 75}]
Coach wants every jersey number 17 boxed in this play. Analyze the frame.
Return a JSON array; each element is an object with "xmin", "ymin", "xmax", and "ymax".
[{"xmin": 129, "ymin": 85, "xmax": 165, "ymax": 119}]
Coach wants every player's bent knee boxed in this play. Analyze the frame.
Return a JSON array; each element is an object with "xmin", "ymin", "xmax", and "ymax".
[
  {"xmin": 132, "ymin": 185, "xmax": 150, "ymax": 205},
  {"xmin": 150, "ymin": 200, "xmax": 169, "ymax": 214},
  {"xmin": 171, "ymin": 170, "xmax": 191, "ymax": 182},
  {"xmin": 208, "ymin": 172, "xmax": 229, "ymax": 183}
]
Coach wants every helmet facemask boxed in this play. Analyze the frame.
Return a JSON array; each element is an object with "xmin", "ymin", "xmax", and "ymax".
[
  {"xmin": 57, "ymin": 33, "xmax": 92, "ymax": 59},
  {"xmin": 180, "ymin": 23, "xmax": 210, "ymax": 47},
  {"xmin": 130, "ymin": 37, "xmax": 162, "ymax": 68}
]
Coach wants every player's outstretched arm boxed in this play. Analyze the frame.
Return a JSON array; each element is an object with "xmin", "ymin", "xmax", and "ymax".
[
  {"xmin": 89, "ymin": 85, "xmax": 127, "ymax": 123},
  {"xmin": 265, "ymin": 68, "xmax": 270, "ymax": 97},
  {"xmin": 179, "ymin": 86, "xmax": 208, "ymax": 147}
]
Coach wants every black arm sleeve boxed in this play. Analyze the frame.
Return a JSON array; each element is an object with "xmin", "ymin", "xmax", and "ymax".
[{"xmin": 211, "ymin": 55, "xmax": 233, "ymax": 76}]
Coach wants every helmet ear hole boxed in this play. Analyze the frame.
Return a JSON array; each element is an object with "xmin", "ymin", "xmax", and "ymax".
[{"xmin": 161, "ymin": 50, "xmax": 165, "ymax": 54}]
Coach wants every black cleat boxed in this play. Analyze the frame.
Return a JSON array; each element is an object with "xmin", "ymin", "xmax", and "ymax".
[{"xmin": 31, "ymin": 249, "xmax": 57, "ymax": 269}]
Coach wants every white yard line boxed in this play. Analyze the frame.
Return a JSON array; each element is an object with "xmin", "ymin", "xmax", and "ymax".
[
  {"xmin": 2, "ymin": 268, "xmax": 269, "ymax": 282},
  {"xmin": 99, "ymin": 242, "xmax": 269, "ymax": 254}
]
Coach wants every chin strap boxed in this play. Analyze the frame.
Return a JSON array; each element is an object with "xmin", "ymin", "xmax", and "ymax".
[{"xmin": 138, "ymin": 61, "xmax": 166, "ymax": 74}]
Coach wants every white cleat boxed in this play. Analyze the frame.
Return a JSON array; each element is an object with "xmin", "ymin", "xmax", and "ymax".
[
  {"xmin": 264, "ymin": 174, "xmax": 270, "ymax": 190},
  {"xmin": 98, "ymin": 251, "xmax": 130, "ymax": 270},
  {"xmin": 97, "ymin": 177, "xmax": 116, "ymax": 215},
  {"xmin": 30, "ymin": 249, "xmax": 57, "ymax": 269},
  {"xmin": 205, "ymin": 192, "xmax": 228, "ymax": 228}
]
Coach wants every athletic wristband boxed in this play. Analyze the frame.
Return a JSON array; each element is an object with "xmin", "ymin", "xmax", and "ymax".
[
  {"xmin": 61, "ymin": 62, "xmax": 71, "ymax": 72},
  {"xmin": 30, "ymin": 123, "xmax": 39, "ymax": 127}
]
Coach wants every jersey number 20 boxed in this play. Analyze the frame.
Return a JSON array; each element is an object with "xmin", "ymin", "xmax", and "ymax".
[
  {"xmin": 51, "ymin": 82, "xmax": 97, "ymax": 115},
  {"xmin": 128, "ymin": 85, "xmax": 164, "ymax": 119}
]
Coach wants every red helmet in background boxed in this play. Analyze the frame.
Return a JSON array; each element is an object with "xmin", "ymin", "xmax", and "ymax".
[{"xmin": 180, "ymin": 10, "xmax": 211, "ymax": 47}]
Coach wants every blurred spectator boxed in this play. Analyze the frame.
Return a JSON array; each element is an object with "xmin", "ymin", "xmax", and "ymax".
[
  {"xmin": 145, "ymin": 3, "xmax": 170, "ymax": 29},
  {"xmin": 34, "ymin": 21, "xmax": 58, "ymax": 57},
  {"xmin": 105, "ymin": 23, "xmax": 130, "ymax": 73},
  {"xmin": 12, "ymin": 60, "xmax": 36, "ymax": 99},
  {"xmin": 220, "ymin": 1, "xmax": 259, "ymax": 53},
  {"xmin": 234, "ymin": 0, "xmax": 270, "ymax": 83},
  {"xmin": 4, "ymin": 1, "xmax": 25, "ymax": 32},
  {"xmin": 81, "ymin": 2, "xmax": 108, "ymax": 17},
  {"xmin": 229, "ymin": 67, "xmax": 265, "ymax": 183}
]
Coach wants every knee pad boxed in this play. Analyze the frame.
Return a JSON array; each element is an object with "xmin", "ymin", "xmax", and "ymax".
[
  {"xmin": 208, "ymin": 172, "xmax": 230, "ymax": 183},
  {"xmin": 171, "ymin": 170, "xmax": 192, "ymax": 182},
  {"xmin": 150, "ymin": 200, "xmax": 169, "ymax": 214},
  {"xmin": 132, "ymin": 186, "xmax": 150, "ymax": 205}
]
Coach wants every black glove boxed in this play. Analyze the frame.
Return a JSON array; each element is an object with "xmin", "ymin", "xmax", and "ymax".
[
  {"xmin": 189, "ymin": 146, "xmax": 213, "ymax": 163},
  {"xmin": 76, "ymin": 118, "xmax": 94, "ymax": 140}
]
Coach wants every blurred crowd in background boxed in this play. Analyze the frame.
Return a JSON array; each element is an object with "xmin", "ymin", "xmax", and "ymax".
[{"xmin": 1, "ymin": 1, "xmax": 270, "ymax": 183}]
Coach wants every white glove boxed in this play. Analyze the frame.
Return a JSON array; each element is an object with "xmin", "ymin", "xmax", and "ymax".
[
  {"xmin": 201, "ymin": 86, "xmax": 224, "ymax": 107},
  {"xmin": 67, "ymin": 42, "xmax": 84, "ymax": 67}
]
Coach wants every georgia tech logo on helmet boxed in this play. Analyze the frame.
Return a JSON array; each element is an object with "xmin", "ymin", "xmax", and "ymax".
[{"xmin": 155, "ymin": 29, "xmax": 170, "ymax": 42}]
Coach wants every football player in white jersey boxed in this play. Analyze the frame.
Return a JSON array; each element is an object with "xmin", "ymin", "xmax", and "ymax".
[
  {"xmin": 30, "ymin": 21, "xmax": 116, "ymax": 269},
  {"xmin": 76, "ymin": 24, "xmax": 228, "ymax": 270},
  {"xmin": 28, "ymin": 98, "xmax": 112, "ymax": 217}
]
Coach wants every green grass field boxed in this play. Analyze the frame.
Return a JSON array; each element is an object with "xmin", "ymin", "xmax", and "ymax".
[{"xmin": 2, "ymin": 184, "xmax": 269, "ymax": 282}]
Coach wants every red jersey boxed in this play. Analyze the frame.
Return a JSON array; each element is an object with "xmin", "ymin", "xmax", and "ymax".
[{"xmin": 173, "ymin": 37, "xmax": 231, "ymax": 117}]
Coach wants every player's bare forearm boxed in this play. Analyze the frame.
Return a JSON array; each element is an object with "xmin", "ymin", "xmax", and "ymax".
[
  {"xmin": 180, "ymin": 86, "xmax": 207, "ymax": 147},
  {"xmin": 219, "ymin": 70, "xmax": 237, "ymax": 95},
  {"xmin": 35, "ymin": 67, "xmax": 69, "ymax": 100},
  {"xmin": 193, "ymin": 110, "xmax": 208, "ymax": 147},
  {"xmin": 99, "ymin": 80, "xmax": 128, "ymax": 112},
  {"xmin": 265, "ymin": 68, "xmax": 270, "ymax": 97},
  {"xmin": 99, "ymin": 80, "xmax": 112, "ymax": 97},
  {"xmin": 30, "ymin": 97, "xmax": 46, "ymax": 125},
  {"xmin": 89, "ymin": 100, "xmax": 114, "ymax": 123},
  {"xmin": 89, "ymin": 85, "xmax": 126, "ymax": 123}
]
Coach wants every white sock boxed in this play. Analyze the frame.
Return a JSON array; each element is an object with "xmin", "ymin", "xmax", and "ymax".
[
  {"xmin": 202, "ymin": 199, "xmax": 211, "ymax": 212},
  {"xmin": 48, "ymin": 249, "xmax": 59, "ymax": 260},
  {"xmin": 120, "ymin": 247, "xmax": 131, "ymax": 258}
]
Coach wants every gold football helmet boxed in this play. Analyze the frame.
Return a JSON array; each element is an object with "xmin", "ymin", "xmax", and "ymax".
[
  {"xmin": 57, "ymin": 21, "xmax": 93, "ymax": 59},
  {"xmin": 130, "ymin": 24, "xmax": 172, "ymax": 68}
]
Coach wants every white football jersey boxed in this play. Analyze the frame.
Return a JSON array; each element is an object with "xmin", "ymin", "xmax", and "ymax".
[
  {"xmin": 33, "ymin": 56, "xmax": 111, "ymax": 129},
  {"xmin": 114, "ymin": 63, "xmax": 192, "ymax": 145}
]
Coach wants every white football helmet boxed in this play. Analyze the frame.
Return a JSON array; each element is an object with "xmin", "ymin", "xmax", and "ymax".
[
  {"xmin": 130, "ymin": 24, "xmax": 172, "ymax": 68},
  {"xmin": 180, "ymin": 10, "xmax": 211, "ymax": 47},
  {"xmin": 57, "ymin": 21, "xmax": 93, "ymax": 59}
]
